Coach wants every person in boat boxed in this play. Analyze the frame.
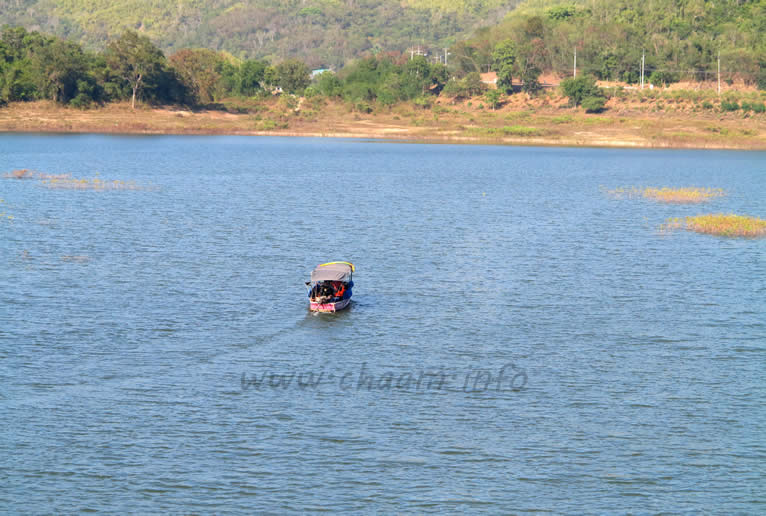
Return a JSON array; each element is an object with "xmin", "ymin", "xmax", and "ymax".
[{"xmin": 332, "ymin": 281, "xmax": 346, "ymax": 299}]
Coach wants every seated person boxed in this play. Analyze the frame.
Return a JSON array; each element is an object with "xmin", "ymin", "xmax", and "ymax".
[{"xmin": 331, "ymin": 281, "xmax": 346, "ymax": 299}]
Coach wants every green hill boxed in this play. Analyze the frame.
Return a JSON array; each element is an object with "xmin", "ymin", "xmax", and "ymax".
[
  {"xmin": 0, "ymin": 0, "xmax": 518, "ymax": 67},
  {"xmin": 454, "ymin": 0, "xmax": 765, "ymax": 85}
]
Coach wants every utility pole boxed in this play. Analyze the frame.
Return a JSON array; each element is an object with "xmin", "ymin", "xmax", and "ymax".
[
  {"xmin": 641, "ymin": 50, "xmax": 645, "ymax": 90},
  {"xmin": 573, "ymin": 48, "xmax": 577, "ymax": 78},
  {"xmin": 717, "ymin": 51, "xmax": 721, "ymax": 96}
]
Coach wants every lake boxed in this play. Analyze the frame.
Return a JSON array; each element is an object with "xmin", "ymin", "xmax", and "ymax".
[{"xmin": 1, "ymin": 135, "xmax": 764, "ymax": 513}]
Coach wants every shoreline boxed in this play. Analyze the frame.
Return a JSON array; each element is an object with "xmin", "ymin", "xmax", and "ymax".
[{"xmin": 1, "ymin": 100, "xmax": 764, "ymax": 151}]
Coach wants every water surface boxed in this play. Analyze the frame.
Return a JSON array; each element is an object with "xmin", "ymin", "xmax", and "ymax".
[{"xmin": 1, "ymin": 135, "xmax": 764, "ymax": 513}]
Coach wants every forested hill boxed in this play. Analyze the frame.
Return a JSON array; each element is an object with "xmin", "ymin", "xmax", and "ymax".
[
  {"xmin": 454, "ymin": 0, "xmax": 765, "ymax": 84},
  {"xmin": 0, "ymin": 0, "xmax": 518, "ymax": 68}
]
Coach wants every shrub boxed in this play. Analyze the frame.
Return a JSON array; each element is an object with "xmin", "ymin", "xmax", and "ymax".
[
  {"xmin": 582, "ymin": 96, "xmax": 606, "ymax": 113},
  {"xmin": 355, "ymin": 101, "xmax": 373, "ymax": 114},
  {"xmin": 721, "ymin": 101, "xmax": 740, "ymax": 112},
  {"xmin": 702, "ymin": 101, "xmax": 714, "ymax": 110},
  {"xmin": 484, "ymin": 89, "xmax": 502, "ymax": 110},
  {"xmin": 649, "ymin": 70, "xmax": 679, "ymax": 87},
  {"xmin": 412, "ymin": 96, "xmax": 432, "ymax": 110},
  {"xmin": 560, "ymin": 75, "xmax": 604, "ymax": 107}
]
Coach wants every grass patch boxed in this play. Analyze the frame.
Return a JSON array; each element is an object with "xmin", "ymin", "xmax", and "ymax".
[
  {"xmin": 605, "ymin": 186, "xmax": 725, "ymax": 203},
  {"xmin": 663, "ymin": 214, "xmax": 766, "ymax": 238},
  {"xmin": 549, "ymin": 115, "xmax": 574, "ymax": 124},
  {"xmin": 502, "ymin": 125, "xmax": 545, "ymax": 136},
  {"xmin": 467, "ymin": 125, "xmax": 546, "ymax": 137},
  {"xmin": 583, "ymin": 116, "xmax": 609, "ymax": 124},
  {"xmin": 642, "ymin": 187, "xmax": 725, "ymax": 203}
]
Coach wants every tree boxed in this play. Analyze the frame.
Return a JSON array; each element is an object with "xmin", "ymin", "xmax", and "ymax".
[
  {"xmin": 238, "ymin": 59, "xmax": 267, "ymax": 96},
  {"xmin": 484, "ymin": 89, "xmax": 501, "ymax": 110},
  {"xmin": 560, "ymin": 75, "xmax": 604, "ymax": 108},
  {"xmin": 30, "ymin": 39, "xmax": 89, "ymax": 103},
  {"xmin": 442, "ymin": 72, "xmax": 486, "ymax": 101},
  {"xmin": 169, "ymin": 48, "xmax": 224, "ymax": 104},
  {"xmin": 315, "ymin": 71, "xmax": 342, "ymax": 97},
  {"xmin": 275, "ymin": 59, "xmax": 310, "ymax": 94},
  {"xmin": 106, "ymin": 30, "xmax": 165, "ymax": 109},
  {"xmin": 515, "ymin": 38, "xmax": 547, "ymax": 95},
  {"xmin": 492, "ymin": 40, "xmax": 516, "ymax": 94}
]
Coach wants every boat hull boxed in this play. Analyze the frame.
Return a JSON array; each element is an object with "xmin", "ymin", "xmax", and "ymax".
[{"xmin": 309, "ymin": 297, "xmax": 351, "ymax": 312}]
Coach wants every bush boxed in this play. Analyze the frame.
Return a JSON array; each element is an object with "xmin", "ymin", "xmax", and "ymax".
[
  {"xmin": 752, "ymin": 102, "xmax": 766, "ymax": 113},
  {"xmin": 560, "ymin": 75, "xmax": 603, "ymax": 107},
  {"xmin": 303, "ymin": 86, "xmax": 318, "ymax": 98},
  {"xmin": 355, "ymin": 101, "xmax": 373, "ymax": 114},
  {"xmin": 702, "ymin": 101, "xmax": 714, "ymax": 110},
  {"xmin": 412, "ymin": 96, "xmax": 432, "ymax": 110},
  {"xmin": 484, "ymin": 89, "xmax": 502, "ymax": 110},
  {"xmin": 721, "ymin": 101, "xmax": 740, "ymax": 112},
  {"xmin": 582, "ymin": 96, "xmax": 606, "ymax": 113},
  {"xmin": 649, "ymin": 70, "xmax": 679, "ymax": 87}
]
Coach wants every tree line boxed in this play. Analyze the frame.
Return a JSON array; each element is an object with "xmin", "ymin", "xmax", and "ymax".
[
  {"xmin": 0, "ymin": 26, "xmax": 455, "ymax": 109},
  {"xmin": 2, "ymin": 0, "xmax": 764, "ymax": 111},
  {"xmin": 0, "ymin": 0, "xmax": 517, "ymax": 70},
  {"xmin": 447, "ymin": 0, "xmax": 766, "ymax": 89}
]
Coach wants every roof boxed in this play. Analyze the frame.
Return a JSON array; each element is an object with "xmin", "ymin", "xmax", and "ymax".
[{"xmin": 311, "ymin": 262, "xmax": 354, "ymax": 282}]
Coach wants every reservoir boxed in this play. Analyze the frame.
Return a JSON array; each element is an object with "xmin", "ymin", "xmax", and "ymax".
[{"xmin": 1, "ymin": 135, "xmax": 764, "ymax": 512}]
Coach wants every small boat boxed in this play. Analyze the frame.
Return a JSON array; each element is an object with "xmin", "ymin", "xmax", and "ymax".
[{"xmin": 306, "ymin": 261, "xmax": 354, "ymax": 312}]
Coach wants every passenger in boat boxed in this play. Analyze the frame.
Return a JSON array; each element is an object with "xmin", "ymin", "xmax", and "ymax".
[{"xmin": 333, "ymin": 281, "xmax": 346, "ymax": 299}]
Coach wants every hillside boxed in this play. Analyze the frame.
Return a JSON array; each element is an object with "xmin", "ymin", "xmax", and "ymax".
[
  {"xmin": 0, "ymin": 0, "xmax": 518, "ymax": 68},
  {"xmin": 455, "ymin": 0, "xmax": 765, "ymax": 85}
]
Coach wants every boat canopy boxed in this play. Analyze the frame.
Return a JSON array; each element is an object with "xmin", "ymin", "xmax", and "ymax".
[{"xmin": 311, "ymin": 262, "xmax": 354, "ymax": 282}]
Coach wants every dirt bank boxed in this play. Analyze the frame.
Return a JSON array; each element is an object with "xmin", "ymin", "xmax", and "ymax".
[{"xmin": 1, "ymin": 98, "xmax": 764, "ymax": 150}]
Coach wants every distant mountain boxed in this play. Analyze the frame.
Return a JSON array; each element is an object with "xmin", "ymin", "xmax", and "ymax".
[{"xmin": 0, "ymin": 0, "xmax": 522, "ymax": 67}]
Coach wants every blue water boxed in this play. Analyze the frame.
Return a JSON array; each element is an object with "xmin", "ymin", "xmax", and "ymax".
[{"xmin": 1, "ymin": 135, "xmax": 764, "ymax": 513}]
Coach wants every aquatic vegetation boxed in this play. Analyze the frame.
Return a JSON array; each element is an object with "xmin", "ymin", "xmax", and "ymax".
[
  {"xmin": 663, "ymin": 214, "xmax": 766, "ymax": 238},
  {"xmin": 0, "ymin": 198, "xmax": 13, "ymax": 221},
  {"xmin": 41, "ymin": 177, "xmax": 151, "ymax": 190},
  {"xmin": 605, "ymin": 186, "xmax": 725, "ymax": 203},
  {"xmin": 642, "ymin": 187, "xmax": 725, "ymax": 203},
  {"xmin": 5, "ymin": 169, "xmax": 34, "ymax": 179},
  {"xmin": 3, "ymin": 169, "xmax": 70, "ymax": 180}
]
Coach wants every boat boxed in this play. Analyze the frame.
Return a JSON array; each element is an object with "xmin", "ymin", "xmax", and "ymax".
[{"xmin": 306, "ymin": 261, "xmax": 354, "ymax": 312}]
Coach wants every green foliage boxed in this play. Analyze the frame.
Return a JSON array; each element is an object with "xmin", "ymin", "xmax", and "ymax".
[
  {"xmin": 106, "ymin": 30, "xmax": 166, "ymax": 108},
  {"xmin": 442, "ymin": 72, "xmax": 486, "ymax": 100},
  {"xmin": 758, "ymin": 61, "xmax": 766, "ymax": 91},
  {"xmin": 720, "ymin": 100, "xmax": 740, "ymax": 112},
  {"xmin": 546, "ymin": 4, "xmax": 578, "ymax": 21},
  {"xmin": 237, "ymin": 59, "xmax": 268, "ymax": 96},
  {"xmin": 276, "ymin": 59, "xmax": 310, "ymax": 94},
  {"xmin": 459, "ymin": 0, "xmax": 764, "ymax": 88},
  {"xmin": 484, "ymin": 89, "xmax": 501, "ymax": 110},
  {"xmin": 560, "ymin": 75, "xmax": 603, "ymax": 107},
  {"xmin": 0, "ymin": 0, "xmax": 511, "ymax": 69},
  {"xmin": 339, "ymin": 55, "xmax": 445, "ymax": 105},
  {"xmin": 169, "ymin": 48, "xmax": 224, "ymax": 104},
  {"xmin": 649, "ymin": 70, "xmax": 679, "ymax": 87},
  {"xmin": 315, "ymin": 71, "xmax": 342, "ymax": 98},
  {"xmin": 492, "ymin": 40, "xmax": 516, "ymax": 94},
  {"xmin": 581, "ymin": 96, "xmax": 606, "ymax": 113}
]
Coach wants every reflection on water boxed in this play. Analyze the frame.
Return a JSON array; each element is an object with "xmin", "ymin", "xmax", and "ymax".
[{"xmin": 1, "ymin": 135, "xmax": 764, "ymax": 513}]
